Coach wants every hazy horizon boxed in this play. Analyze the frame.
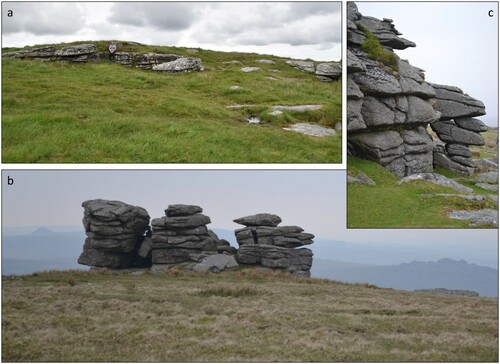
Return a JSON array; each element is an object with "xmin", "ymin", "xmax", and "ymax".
[{"xmin": 2, "ymin": 170, "xmax": 497, "ymax": 270}]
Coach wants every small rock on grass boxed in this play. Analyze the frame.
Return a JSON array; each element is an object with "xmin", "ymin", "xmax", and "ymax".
[
  {"xmin": 448, "ymin": 209, "xmax": 498, "ymax": 227},
  {"xmin": 241, "ymin": 67, "xmax": 261, "ymax": 72},
  {"xmin": 397, "ymin": 173, "xmax": 473, "ymax": 193},
  {"xmin": 475, "ymin": 183, "xmax": 498, "ymax": 192},
  {"xmin": 476, "ymin": 172, "xmax": 498, "ymax": 184},
  {"xmin": 348, "ymin": 172, "xmax": 376, "ymax": 186},
  {"xmin": 283, "ymin": 123, "xmax": 336, "ymax": 137}
]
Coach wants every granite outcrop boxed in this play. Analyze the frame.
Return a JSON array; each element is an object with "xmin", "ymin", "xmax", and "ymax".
[
  {"xmin": 347, "ymin": 2, "xmax": 488, "ymax": 176},
  {"xmin": 234, "ymin": 213, "xmax": 314, "ymax": 276},
  {"xmin": 78, "ymin": 201, "xmax": 314, "ymax": 276},
  {"xmin": 3, "ymin": 43, "xmax": 203, "ymax": 72}
]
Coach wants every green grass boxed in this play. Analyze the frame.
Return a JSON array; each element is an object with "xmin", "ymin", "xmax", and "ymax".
[
  {"xmin": 359, "ymin": 28, "xmax": 399, "ymax": 72},
  {"xmin": 2, "ymin": 269, "xmax": 498, "ymax": 362},
  {"xmin": 347, "ymin": 157, "xmax": 497, "ymax": 228},
  {"xmin": 2, "ymin": 41, "xmax": 342, "ymax": 163}
]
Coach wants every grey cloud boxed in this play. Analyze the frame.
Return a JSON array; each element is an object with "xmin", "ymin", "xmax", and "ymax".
[
  {"xmin": 2, "ymin": 3, "xmax": 84, "ymax": 35},
  {"xmin": 194, "ymin": 3, "xmax": 341, "ymax": 48},
  {"xmin": 288, "ymin": 2, "xmax": 341, "ymax": 19},
  {"xmin": 108, "ymin": 3, "xmax": 200, "ymax": 31}
]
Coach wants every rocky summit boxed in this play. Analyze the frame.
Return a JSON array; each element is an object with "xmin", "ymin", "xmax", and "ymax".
[
  {"xmin": 234, "ymin": 213, "xmax": 314, "ymax": 277},
  {"xmin": 347, "ymin": 2, "xmax": 488, "ymax": 177},
  {"xmin": 3, "ymin": 42, "xmax": 203, "ymax": 72},
  {"xmin": 77, "ymin": 200, "xmax": 313, "ymax": 276}
]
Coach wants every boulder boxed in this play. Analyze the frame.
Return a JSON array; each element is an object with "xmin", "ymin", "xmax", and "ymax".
[
  {"xmin": 78, "ymin": 199, "xmax": 151, "ymax": 268},
  {"xmin": 192, "ymin": 254, "xmax": 239, "ymax": 273},
  {"xmin": 234, "ymin": 213, "xmax": 282, "ymax": 227},
  {"xmin": 476, "ymin": 172, "xmax": 499, "ymax": 184},
  {"xmin": 285, "ymin": 60, "xmax": 315, "ymax": 73},
  {"xmin": 240, "ymin": 67, "xmax": 261, "ymax": 72},
  {"xmin": 397, "ymin": 173, "xmax": 473, "ymax": 193},
  {"xmin": 152, "ymin": 57, "xmax": 203, "ymax": 72},
  {"xmin": 315, "ymin": 63, "xmax": 341, "ymax": 81},
  {"xmin": 165, "ymin": 204, "xmax": 203, "ymax": 217},
  {"xmin": 449, "ymin": 209, "xmax": 498, "ymax": 227}
]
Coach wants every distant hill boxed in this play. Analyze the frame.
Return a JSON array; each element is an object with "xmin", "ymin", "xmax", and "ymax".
[
  {"xmin": 3, "ymin": 227, "xmax": 497, "ymax": 297},
  {"xmin": 312, "ymin": 258, "xmax": 498, "ymax": 297}
]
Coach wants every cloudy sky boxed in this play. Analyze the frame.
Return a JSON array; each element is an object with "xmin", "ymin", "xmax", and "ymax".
[
  {"xmin": 356, "ymin": 2, "xmax": 498, "ymax": 127},
  {"xmin": 3, "ymin": 170, "xmax": 497, "ymax": 267},
  {"xmin": 1, "ymin": 2, "xmax": 341, "ymax": 61}
]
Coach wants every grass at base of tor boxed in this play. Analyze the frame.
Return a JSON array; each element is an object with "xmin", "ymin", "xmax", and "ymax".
[
  {"xmin": 2, "ymin": 42, "xmax": 341, "ymax": 163},
  {"xmin": 2, "ymin": 268, "xmax": 498, "ymax": 362},
  {"xmin": 347, "ymin": 157, "xmax": 498, "ymax": 228}
]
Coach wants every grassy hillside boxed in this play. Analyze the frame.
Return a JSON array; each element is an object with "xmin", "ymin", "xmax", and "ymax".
[
  {"xmin": 2, "ymin": 269, "xmax": 497, "ymax": 362},
  {"xmin": 347, "ymin": 157, "xmax": 498, "ymax": 228},
  {"xmin": 2, "ymin": 41, "xmax": 341, "ymax": 163}
]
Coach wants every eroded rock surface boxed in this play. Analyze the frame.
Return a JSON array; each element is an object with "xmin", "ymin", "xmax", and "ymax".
[
  {"xmin": 3, "ymin": 43, "xmax": 202, "ymax": 71},
  {"xmin": 347, "ymin": 2, "xmax": 488, "ymax": 177},
  {"xmin": 233, "ymin": 213, "xmax": 314, "ymax": 276},
  {"xmin": 78, "ymin": 199, "xmax": 151, "ymax": 268}
]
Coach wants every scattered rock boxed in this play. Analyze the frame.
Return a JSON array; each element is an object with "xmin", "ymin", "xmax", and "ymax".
[
  {"xmin": 286, "ymin": 60, "xmax": 315, "ymax": 73},
  {"xmin": 240, "ymin": 67, "xmax": 261, "ymax": 72},
  {"xmin": 222, "ymin": 60, "xmax": 241, "ymax": 64},
  {"xmin": 475, "ymin": 183, "xmax": 497, "ymax": 192},
  {"xmin": 246, "ymin": 117, "xmax": 260, "ymax": 124},
  {"xmin": 229, "ymin": 85, "xmax": 242, "ymax": 90},
  {"xmin": 256, "ymin": 59, "xmax": 275, "ymax": 64},
  {"xmin": 315, "ymin": 62, "xmax": 341, "ymax": 81},
  {"xmin": 225, "ymin": 104, "xmax": 256, "ymax": 109},
  {"xmin": 418, "ymin": 194, "xmax": 487, "ymax": 201},
  {"xmin": 397, "ymin": 173, "xmax": 473, "ymax": 193},
  {"xmin": 448, "ymin": 209, "xmax": 498, "ymax": 226},
  {"xmin": 347, "ymin": 172, "xmax": 376, "ymax": 185},
  {"xmin": 192, "ymin": 254, "xmax": 239, "ymax": 273},
  {"xmin": 476, "ymin": 172, "xmax": 498, "ymax": 184},
  {"xmin": 272, "ymin": 105, "xmax": 322, "ymax": 112},
  {"xmin": 270, "ymin": 110, "xmax": 283, "ymax": 116},
  {"xmin": 283, "ymin": 123, "xmax": 336, "ymax": 137},
  {"xmin": 474, "ymin": 158, "xmax": 498, "ymax": 173},
  {"xmin": 152, "ymin": 57, "xmax": 203, "ymax": 72}
]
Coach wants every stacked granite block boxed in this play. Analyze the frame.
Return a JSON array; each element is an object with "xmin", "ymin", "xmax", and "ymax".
[
  {"xmin": 151, "ymin": 204, "xmax": 233, "ymax": 267},
  {"xmin": 430, "ymin": 83, "xmax": 487, "ymax": 175},
  {"xmin": 78, "ymin": 199, "xmax": 151, "ymax": 268},
  {"xmin": 234, "ymin": 213, "xmax": 314, "ymax": 276}
]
